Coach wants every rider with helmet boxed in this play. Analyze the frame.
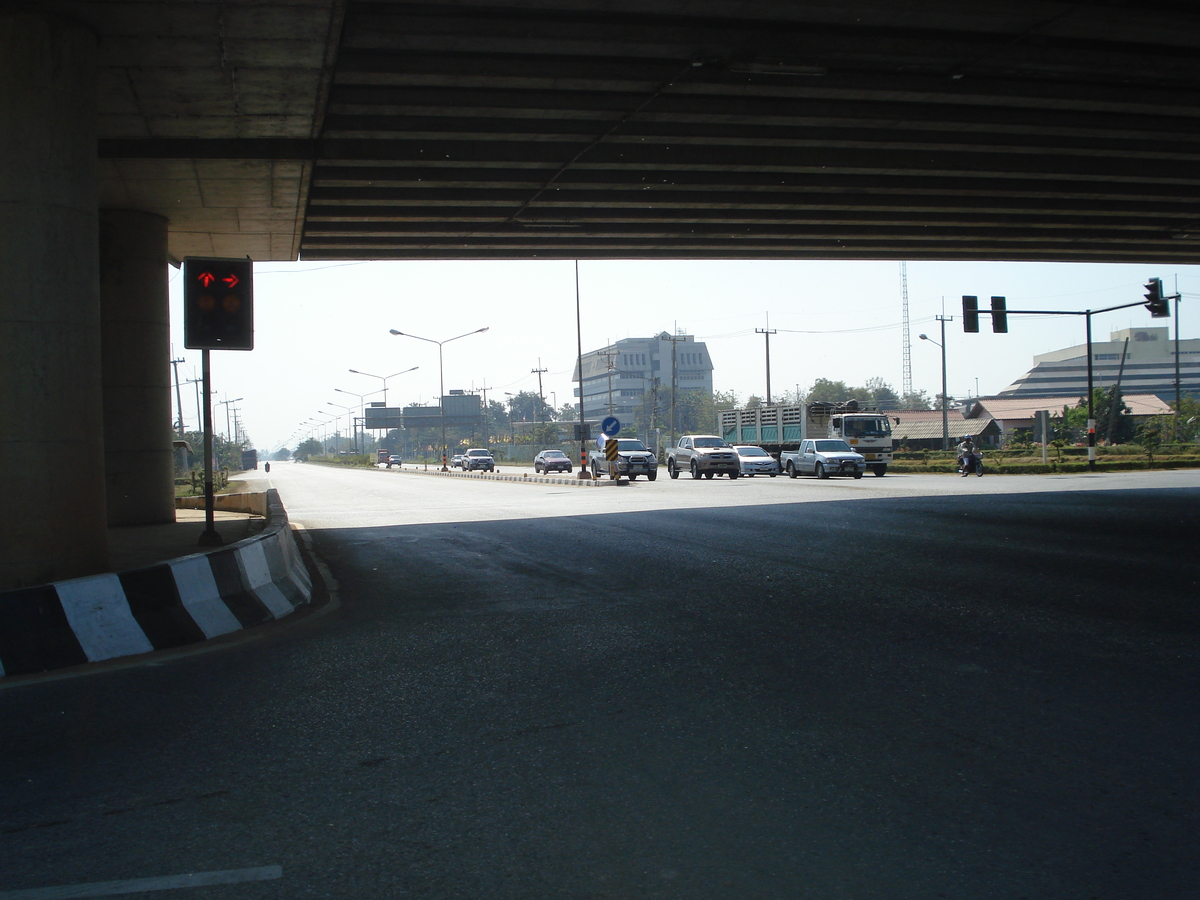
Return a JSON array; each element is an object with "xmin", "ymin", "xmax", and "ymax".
[{"xmin": 956, "ymin": 436, "xmax": 978, "ymax": 476}]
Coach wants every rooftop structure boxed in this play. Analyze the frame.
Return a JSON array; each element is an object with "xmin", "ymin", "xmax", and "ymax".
[{"xmin": 998, "ymin": 328, "xmax": 1200, "ymax": 401}]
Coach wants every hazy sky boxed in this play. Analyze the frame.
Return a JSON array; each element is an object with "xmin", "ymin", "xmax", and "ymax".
[{"xmin": 165, "ymin": 258, "xmax": 1200, "ymax": 452}]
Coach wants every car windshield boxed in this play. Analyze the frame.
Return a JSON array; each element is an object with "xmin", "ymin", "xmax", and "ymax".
[
  {"xmin": 617, "ymin": 440, "xmax": 647, "ymax": 451},
  {"xmin": 542, "ymin": 450, "xmax": 566, "ymax": 458},
  {"xmin": 842, "ymin": 416, "xmax": 892, "ymax": 438},
  {"xmin": 467, "ymin": 450, "xmax": 490, "ymax": 457},
  {"xmin": 693, "ymin": 437, "xmax": 729, "ymax": 448},
  {"xmin": 816, "ymin": 440, "xmax": 853, "ymax": 452},
  {"xmin": 736, "ymin": 446, "xmax": 768, "ymax": 457}
]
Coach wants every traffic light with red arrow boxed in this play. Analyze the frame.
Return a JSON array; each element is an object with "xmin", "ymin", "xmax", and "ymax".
[{"xmin": 183, "ymin": 257, "xmax": 254, "ymax": 350}]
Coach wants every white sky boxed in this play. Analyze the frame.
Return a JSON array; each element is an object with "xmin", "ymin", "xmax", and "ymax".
[{"xmin": 165, "ymin": 259, "xmax": 1200, "ymax": 452}]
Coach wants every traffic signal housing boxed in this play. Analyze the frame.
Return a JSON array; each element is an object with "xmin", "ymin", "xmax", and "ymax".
[
  {"xmin": 990, "ymin": 296, "xmax": 1008, "ymax": 333},
  {"xmin": 1143, "ymin": 277, "xmax": 1170, "ymax": 318},
  {"xmin": 962, "ymin": 295, "xmax": 979, "ymax": 333},
  {"xmin": 184, "ymin": 257, "xmax": 254, "ymax": 350}
]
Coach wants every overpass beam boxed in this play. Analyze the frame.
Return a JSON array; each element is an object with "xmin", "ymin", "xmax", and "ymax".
[
  {"xmin": 100, "ymin": 210, "xmax": 175, "ymax": 526},
  {"xmin": 0, "ymin": 13, "xmax": 107, "ymax": 589}
]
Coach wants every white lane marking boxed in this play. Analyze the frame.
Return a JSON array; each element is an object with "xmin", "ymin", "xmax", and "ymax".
[{"xmin": 0, "ymin": 866, "xmax": 282, "ymax": 899}]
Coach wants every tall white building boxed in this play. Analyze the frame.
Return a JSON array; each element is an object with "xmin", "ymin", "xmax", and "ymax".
[
  {"xmin": 573, "ymin": 332, "xmax": 714, "ymax": 428},
  {"xmin": 998, "ymin": 326, "xmax": 1200, "ymax": 401}
]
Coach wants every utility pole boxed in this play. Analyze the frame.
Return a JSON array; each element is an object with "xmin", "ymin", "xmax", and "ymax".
[
  {"xmin": 169, "ymin": 357, "xmax": 186, "ymax": 436},
  {"xmin": 755, "ymin": 327, "xmax": 777, "ymax": 404},
  {"xmin": 664, "ymin": 332, "xmax": 687, "ymax": 448},
  {"xmin": 603, "ymin": 345, "xmax": 616, "ymax": 414},
  {"xmin": 531, "ymin": 360, "xmax": 548, "ymax": 423}
]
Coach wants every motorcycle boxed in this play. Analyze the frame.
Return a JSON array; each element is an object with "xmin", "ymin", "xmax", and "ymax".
[{"xmin": 958, "ymin": 450, "xmax": 983, "ymax": 477}]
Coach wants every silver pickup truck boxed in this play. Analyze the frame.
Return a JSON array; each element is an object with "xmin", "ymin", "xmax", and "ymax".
[
  {"xmin": 781, "ymin": 439, "xmax": 865, "ymax": 479},
  {"xmin": 666, "ymin": 434, "xmax": 741, "ymax": 479}
]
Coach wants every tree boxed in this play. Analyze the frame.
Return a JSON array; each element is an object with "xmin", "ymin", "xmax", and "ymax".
[
  {"xmin": 745, "ymin": 394, "xmax": 763, "ymax": 409},
  {"xmin": 864, "ymin": 377, "xmax": 900, "ymax": 407},
  {"xmin": 807, "ymin": 378, "xmax": 852, "ymax": 403},
  {"xmin": 1064, "ymin": 387, "xmax": 1135, "ymax": 445},
  {"xmin": 294, "ymin": 438, "xmax": 322, "ymax": 460},
  {"xmin": 507, "ymin": 390, "xmax": 553, "ymax": 424},
  {"xmin": 1137, "ymin": 419, "xmax": 1164, "ymax": 464},
  {"xmin": 1169, "ymin": 395, "xmax": 1200, "ymax": 443},
  {"xmin": 899, "ymin": 390, "xmax": 933, "ymax": 410}
]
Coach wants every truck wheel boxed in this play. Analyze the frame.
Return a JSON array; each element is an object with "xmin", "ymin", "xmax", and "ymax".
[
  {"xmin": 647, "ymin": 471, "xmax": 657, "ymax": 481},
  {"xmin": 690, "ymin": 461, "xmax": 701, "ymax": 480},
  {"xmin": 854, "ymin": 471, "xmax": 863, "ymax": 479},
  {"xmin": 629, "ymin": 474, "xmax": 637, "ymax": 481},
  {"xmin": 816, "ymin": 462, "xmax": 828, "ymax": 480},
  {"xmin": 729, "ymin": 471, "xmax": 739, "ymax": 479},
  {"xmin": 705, "ymin": 471, "xmax": 714, "ymax": 479},
  {"xmin": 591, "ymin": 462, "xmax": 601, "ymax": 479},
  {"xmin": 668, "ymin": 459, "xmax": 678, "ymax": 479},
  {"xmin": 787, "ymin": 462, "xmax": 797, "ymax": 479},
  {"xmin": 872, "ymin": 464, "xmax": 887, "ymax": 477}
]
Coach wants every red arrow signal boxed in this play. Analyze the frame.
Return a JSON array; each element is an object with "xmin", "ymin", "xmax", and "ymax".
[
  {"xmin": 222, "ymin": 273, "xmax": 240, "ymax": 288},
  {"xmin": 197, "ymin": 271, "xmax": 216, "ymax": 287}
]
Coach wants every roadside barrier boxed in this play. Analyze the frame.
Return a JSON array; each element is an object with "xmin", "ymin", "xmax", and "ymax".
[{"xmin": 0, "ymin": 489, "xmax": 311, "ymax": 679}]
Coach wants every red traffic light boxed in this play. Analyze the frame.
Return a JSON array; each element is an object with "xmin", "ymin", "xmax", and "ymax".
[{"xmin": 183, "ymin": 257, "xmax": 254, "ymax": 350}]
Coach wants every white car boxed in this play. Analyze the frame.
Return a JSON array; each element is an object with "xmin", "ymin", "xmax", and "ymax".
[{"xmin": 733, "ymin": 445, "xmax": 780, "ymax": 477}]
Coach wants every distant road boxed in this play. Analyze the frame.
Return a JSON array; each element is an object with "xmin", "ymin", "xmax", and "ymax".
[{"xmin": 2, "ymin": 465, "xmax": 1196, "ymax": 900}]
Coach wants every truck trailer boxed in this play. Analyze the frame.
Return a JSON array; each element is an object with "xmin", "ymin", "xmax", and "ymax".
[{"xmin": 718, "ymin": 401, "xmax": 895, "ymax": 477}]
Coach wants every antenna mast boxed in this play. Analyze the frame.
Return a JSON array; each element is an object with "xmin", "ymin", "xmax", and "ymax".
[{"xmin": 900, "ymin": 261, "xmax": 912, "ymax": 398}]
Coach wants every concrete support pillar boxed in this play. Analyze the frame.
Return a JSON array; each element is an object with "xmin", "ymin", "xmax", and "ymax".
[
  {"xmin": 0, "ymin": 14, "xmax": 105, "ymax": 589},
  {"xmin": 100, "ymin": 211, "xmax": 175, "ymax": 526}
]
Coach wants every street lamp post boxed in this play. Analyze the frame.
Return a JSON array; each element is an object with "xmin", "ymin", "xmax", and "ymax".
[
  {"xmin": 326, "ymin": 402, "xmax": 354, "ymax": 454},
  {"xmin": 919, "ymin": 317, "xmax": 950, "ymax": 451},
  {"xmin": 390, "ymin": 327, "xmax": 489, "ymax": 470},
  {"xmin": 348, "ymin": 366, "xmax": 418, "ymax": 453},
  {"xmin": 335, "ymin": 386, "xmax": 385, "ymax": 455},
  {"xmin": 347, "ymin": 367, "xmax": 419, "ymax": 408}
]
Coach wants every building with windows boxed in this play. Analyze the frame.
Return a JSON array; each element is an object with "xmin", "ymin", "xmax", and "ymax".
[
  {"xmin": 573, "ymin": 332, "xmax": 714, "ymax": 429},
  {"xmin": 998, "ymin": 327, "xmax": 1200, "ymax": 401}
]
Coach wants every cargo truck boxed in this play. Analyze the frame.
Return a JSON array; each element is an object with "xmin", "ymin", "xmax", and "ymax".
[{"xmin": 717, "ymin": 401, "xmax": 895, "ymax": 477}]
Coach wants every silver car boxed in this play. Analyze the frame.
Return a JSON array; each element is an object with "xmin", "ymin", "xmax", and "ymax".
[{"xmin": 733, "ymin": 445, "xmax": 780, "ymax": 477}]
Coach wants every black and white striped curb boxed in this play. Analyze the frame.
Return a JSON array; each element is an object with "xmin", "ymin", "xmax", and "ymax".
[{"xmin": 0, "ymin": 490, "xmax": 311, "ymax": 679}]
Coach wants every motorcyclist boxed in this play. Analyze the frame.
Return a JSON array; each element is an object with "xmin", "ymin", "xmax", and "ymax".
[{"xmin": 956, "ymin": 436, "xmax": 976, "ymax": 476}]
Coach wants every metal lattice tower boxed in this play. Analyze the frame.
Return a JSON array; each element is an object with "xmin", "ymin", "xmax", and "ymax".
[{"xmin": 900, "ymin": 262, "xmax": 912, "ymax": 398}]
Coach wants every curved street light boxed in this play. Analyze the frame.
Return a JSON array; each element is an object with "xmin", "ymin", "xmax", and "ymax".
[
  {"xmin": 919, "ymin": 321, "xmax": 949, "ymax": 451},
  {"xmin": 390, "ymin": 327, "xmax": 489, "ymax": 470}
]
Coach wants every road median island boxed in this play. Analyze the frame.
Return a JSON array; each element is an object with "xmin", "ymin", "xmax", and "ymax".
[{"xmin": 0, "ymin": 489, "xmax": 314, "ymax": 680}]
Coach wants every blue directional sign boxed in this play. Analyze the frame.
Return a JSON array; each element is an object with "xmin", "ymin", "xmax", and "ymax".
[{"xmin": 601, "ymin": 416, "xmax": 621, "ymax": 436}]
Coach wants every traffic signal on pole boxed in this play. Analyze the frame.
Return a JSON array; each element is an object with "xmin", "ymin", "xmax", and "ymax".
[
  {"xmin": 1143, "ymin": 277, "xmax": 1169, "ymax": 318},
  {"xmin": 990, "ymin": 296, "xmax": 1008, "ymax": 333},
  {"xmin": 184, "ymin": 257, "xmax": 254, "ymax": 350},
  {"xmin": 962, "ymin": 295, "xmax": 979, "ymax": 333}
]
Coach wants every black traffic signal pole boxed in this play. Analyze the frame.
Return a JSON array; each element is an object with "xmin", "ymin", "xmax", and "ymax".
[
  {"xmin": 198, "ymin": 348, "xmax": 222, "ymax": 546},
  {"xmin": 996, "ymin": 299, "xmax": 1155, "ymax": 471}
]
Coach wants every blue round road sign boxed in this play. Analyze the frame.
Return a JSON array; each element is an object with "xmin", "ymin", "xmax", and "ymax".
[{"xmin": 601, "ymin": 416, "xmax": 621, "ymax": 436}]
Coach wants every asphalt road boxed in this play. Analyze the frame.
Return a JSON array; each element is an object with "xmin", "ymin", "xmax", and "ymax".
[{"xmin": 2, "ymin": 465, "xmax": 1197, "ymax": 900}]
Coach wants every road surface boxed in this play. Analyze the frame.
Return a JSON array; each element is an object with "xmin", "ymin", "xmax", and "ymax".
[{"xmin": 2, "ymin": 465, "xmax": 1196, "ymax": 899}]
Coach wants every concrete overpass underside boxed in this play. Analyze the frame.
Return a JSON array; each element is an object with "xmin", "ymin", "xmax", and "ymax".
[
  {"xmin": 4, "ymin": 0, "xmax": 1200, "ymax": 588},
  {"xmin": 88, "ymin": 0, "xmax": 1200, "ymax": 265}
]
